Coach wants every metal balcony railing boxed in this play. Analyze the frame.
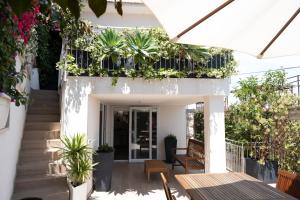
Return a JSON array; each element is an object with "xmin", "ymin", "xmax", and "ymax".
[
  {"xmin": 66, "ymin": 47, "xmax": 234, "ymax": 78},
  {"xmin": 288, "ymin": 75, "xmax": 300, "ymax": 105}
]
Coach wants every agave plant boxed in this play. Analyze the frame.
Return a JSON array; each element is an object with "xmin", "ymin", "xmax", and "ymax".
[
  {"xmin": 60, "ymin": 133, "xmax": 94, "ymax": 187},
  {"xmin": 94, "ymin": 29, "xmax": 125, "ymax": 63},
  {"xmin": 178, "ymin": 44, "xmax": 210, "ymax": 63},
  {"xmin": 125, "ymin": 31, "xmax": 159, "ymax": 65}
]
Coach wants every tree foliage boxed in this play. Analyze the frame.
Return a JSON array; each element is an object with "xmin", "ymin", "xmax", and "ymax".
[{"xmin": 226, "ymin": 71, "xmax": 300, "ymax": 172}]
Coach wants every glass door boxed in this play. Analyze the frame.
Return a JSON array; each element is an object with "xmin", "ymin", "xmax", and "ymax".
[{"xmin": 129, "ymin": 107, "xmax": 156, "ymax": 162}]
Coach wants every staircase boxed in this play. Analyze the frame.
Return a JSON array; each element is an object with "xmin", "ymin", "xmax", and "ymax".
[{"xmin": 12, "ymin": 90, "xmax": 69, "ymax": 200}]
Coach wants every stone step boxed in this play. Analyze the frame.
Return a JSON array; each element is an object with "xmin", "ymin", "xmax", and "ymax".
[
  {"xmin": 31, "ymin": 91, "xmax": 59, "ymax": 99},
  {"xmin": 13, "ymin": 175, "xmax": 68, "ymax": 199},
  {"xmin": 26, "ymin": 114, "xmax": 60, "ymax": 122},
  {"xmin": 30, "ymin": 96, "xmax": 59, "ymax": 103},
  {"xmin": 19, "ymin": 148, "xmax": 60, "ymax": 164},
  {"xmin": 17, "ymin": 160, "xmax": 65, "ymax": 176},
  {"xmin": 28, "ymin": 107, "xmax": 60, "ymax": 115},
  {"xmin": 13, "ymin": 188, "xmax": 69, "ymax": 200},
  {"xmin": 21, "ymin": 139, "xmax": 62, "ymax": 150},
  {"xmin": 29, "ymin": 101, "xmax": 59, "ymax": 110},
  {"xmin": 23, "ymin": 130, "xmax": 60, "ymax": 140},
  {"xmin": 31, "ymin": 90, "xmax": 59, "ymax": 95},
  {"xmin": 29, "ymin": 101, "xmax": 60, "ymax": 109},
  {"xmin": 25, "ymin": 122, "xmax": 60, "ymax": 131}
]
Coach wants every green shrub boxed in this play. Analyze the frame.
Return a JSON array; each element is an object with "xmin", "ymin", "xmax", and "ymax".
[
  {"xmin": 226, "ymin": 71, "xmax": 300, "ymax": 172},
  {"xmin": 194, "ymin": 111, "xmax": 204, "ymax": 142},
  {"xmin": 97, "ymin": 144, "xmax": 114, "ymax": 153}
]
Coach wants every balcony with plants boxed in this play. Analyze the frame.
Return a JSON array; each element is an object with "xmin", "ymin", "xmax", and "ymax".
[{"xmin": 57, "ymin": 26, "xmax": 237, "ymax": 85}]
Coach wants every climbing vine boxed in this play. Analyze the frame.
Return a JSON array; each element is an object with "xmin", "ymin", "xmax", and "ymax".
[{"xmin": 0, "ymin": 1, "xmax": 39, "ymax": 105}]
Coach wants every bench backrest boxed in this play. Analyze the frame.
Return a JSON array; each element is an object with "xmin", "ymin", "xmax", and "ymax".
[
  {"xmin": 186, "ymin": 139, "xmax": 205, "ymax": 161},
  {"xmin": 276, "ymin": 170, "xmax": 300, "ymax": 199}
]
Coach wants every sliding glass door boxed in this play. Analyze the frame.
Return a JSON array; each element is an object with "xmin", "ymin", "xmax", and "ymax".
[{"xmin": 129, "ymin": 107, "xmax": 157, "ymax": 162}]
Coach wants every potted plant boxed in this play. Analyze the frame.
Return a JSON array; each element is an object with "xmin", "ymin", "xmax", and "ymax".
[
  {"xmin": 93, "ymin": 144, "xmax": 114, "ymax": 191},
  {"xmin": 164, "ymin": 134, "xmax": 177, "ymax": 163},
  {"xmin": 244, "ymin": 146, "xmax": 279, "ymax": 184},
  {"xmin": 60, "ymin": 134, "xmax": 94, "ymax": 200}
]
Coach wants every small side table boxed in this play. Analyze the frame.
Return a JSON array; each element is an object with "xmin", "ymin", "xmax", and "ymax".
[{"xmin": 144, "ymin": 160, "xmax": 169, "ymax": 181}]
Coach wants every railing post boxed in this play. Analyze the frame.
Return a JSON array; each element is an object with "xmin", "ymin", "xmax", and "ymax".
[
  {"xmin": 297, "ymin": 75, "xmax": 300, "ymax": 105},
  {"xmin": 241, "ymin": 144, "xmax": 245, "ymax": 173}
]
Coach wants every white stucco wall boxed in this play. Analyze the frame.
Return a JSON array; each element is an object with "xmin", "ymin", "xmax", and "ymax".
[
  {"xmin": 61, "ymin": 77, "xmax": 229, "ymax": 158},
  {"xmin": 87, "ymin": 96, "xmax": 100, "ymax": 149},
  {"xmin": 0, "ymin": 104, "xmax": 27, "ymax": 200},
  {"xmin": 81, "ymin": 2, "xmax": 161, "ymax": 28},
  {"xmin": 0, "ymin": 55, "xmax": 31, "ymax": 200},
  {"xmin": 157, "ymin": 105, "xmax": 187, "ymax": 160},
  {"xmin": 61, "ymin": 78, "xmax": 92, "ymax": 137}
]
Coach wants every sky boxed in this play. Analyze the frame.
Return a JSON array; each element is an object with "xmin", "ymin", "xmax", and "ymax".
[{"xmin": 229, "ymin": 52, "xmax": 300, "ymax": 104}]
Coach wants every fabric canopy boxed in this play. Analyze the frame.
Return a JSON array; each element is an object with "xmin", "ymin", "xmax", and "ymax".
[{"xmin": 142, "ymin": 0, "xmax": 300, "ymax": 58}]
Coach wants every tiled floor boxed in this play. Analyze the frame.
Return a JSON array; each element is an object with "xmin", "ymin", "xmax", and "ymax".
[{"xmin": 90, "ymin": 162, "xmax": 198, "ymax": 200}]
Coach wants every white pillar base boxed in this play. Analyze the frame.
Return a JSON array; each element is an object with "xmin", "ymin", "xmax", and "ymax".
[{"xmin": 204, "ymin": 96, "xmax": 226, "ymax": 173}]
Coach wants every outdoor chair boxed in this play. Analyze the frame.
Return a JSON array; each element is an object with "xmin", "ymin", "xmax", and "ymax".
[
  {"xmin": 160, "ymin": 173, "xmax": 176, "ymax": 200},
  {"xmin": 276, "ymin": 170, "xmax": 300, "ymax": 199},
  {"xmin": 172, "ymin": 139, "xmax": 205, "ymax": 173}
]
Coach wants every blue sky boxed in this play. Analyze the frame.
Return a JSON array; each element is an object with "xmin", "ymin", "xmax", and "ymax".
[{"xmin": 229, "ymin": 52, "xmax": 300, "ymax": 104}]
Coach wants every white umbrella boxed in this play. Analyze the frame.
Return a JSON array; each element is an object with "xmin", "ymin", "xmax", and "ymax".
[{"xmin": 142, "ymin": 0, "xmax": 300, "ymax": 58}]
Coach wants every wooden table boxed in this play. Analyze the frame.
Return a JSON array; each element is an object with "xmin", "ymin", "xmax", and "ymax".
[
  {"xmin": 175, "ymin": 172, "xmax": 297, "ymax": 200},
  {"xmin": 144, "ymin": 160, "xmax": 169, "ymax": 181}
]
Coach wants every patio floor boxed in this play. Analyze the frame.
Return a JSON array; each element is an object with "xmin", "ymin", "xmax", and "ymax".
[{"xmin": 90, "ymin": 162, "xmax": 198, "ymax": 200}]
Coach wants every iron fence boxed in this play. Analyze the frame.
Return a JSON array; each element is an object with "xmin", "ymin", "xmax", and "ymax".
[
  {"xmin": 65, "ymin": 47, "xmax": 234, "ymax": 77},
  {"xmin": 288, "ymin": 75, "xmax": 300, "ymax": 105},
  {"xmin": 225, "ymin": 139, "xmax": 245, "ymax": 172},
  {"xmin": 225, "ymin": 139, "xmax": 276, "ymax": 173}
]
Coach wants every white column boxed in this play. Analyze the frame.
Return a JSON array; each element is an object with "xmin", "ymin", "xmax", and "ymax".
[{"xmin": 203, "ymin": 95, "xmax": 226, "ymax": 173}]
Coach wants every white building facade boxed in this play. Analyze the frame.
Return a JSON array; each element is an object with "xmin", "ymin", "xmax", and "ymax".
[{"xmin": 60, "ymin": 0, "xmax": 229, "ymax": 173}]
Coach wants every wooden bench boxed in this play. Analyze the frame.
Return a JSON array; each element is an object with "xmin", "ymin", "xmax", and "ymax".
[
  {"xmin": 172, "ymin": 138, "xmax": 205, "ymax": 173},
  {"xmin": 276, "ymin": 170, "xmax": 300, "ymax": 199},
  {"xmin": 144, "ymin": 160, "xmax": 169, "ymax": 181}
]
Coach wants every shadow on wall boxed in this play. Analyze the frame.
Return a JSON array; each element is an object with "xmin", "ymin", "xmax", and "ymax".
[{"xmin": 63, "ymin": 78, "xmax": 93, "ymax": 131}]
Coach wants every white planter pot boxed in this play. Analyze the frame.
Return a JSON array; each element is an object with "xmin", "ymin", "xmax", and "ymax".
[
  {"xmin": 87, "ymin": 178, "xmax": 93, "ymax": 196},
  {"xmin": 69, "ymin": 182, "xmax": 87, "ymax": 200},
  {"xmin": 30, "ymin": 68, "xmax": 40, "ymax": 90},
  {"xmin": 0, "ymin": 94, "xmax": 10, "ymax": 130}
]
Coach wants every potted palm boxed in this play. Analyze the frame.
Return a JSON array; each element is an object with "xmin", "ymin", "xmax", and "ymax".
[
  {"xmin": 164, "ymin": 134, "xmax": 177, "ymax": 163},
  {"xmin": 93, "ymin": 144, "xmax": 114, "ymax": 191},
  {"xmin": 60, "ymin": 134, "xmax": 94, "ymax": 200}
]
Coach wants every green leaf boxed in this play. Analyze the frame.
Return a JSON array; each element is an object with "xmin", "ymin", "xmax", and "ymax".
[
  {"xmin": 8, "ymin": 0, "xmax": 32, "ymax": 16},
  {"xmin": 88, "ymin": 0, "xmax": 107, "ymax": 18},
  {"xmin": 53, "ymin": 0, "xmax": 81, "ymax": 19},
  {"xmin": 67, "ymin": 0, "xmax": 81, "ymax": 20},
  {"xmin": 53, "ymin": 0, "xmax": 68, "ymax": 11},
  {"xmin": 115, "ymin": 0, "xmax": 123, "ymax": 16}
]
